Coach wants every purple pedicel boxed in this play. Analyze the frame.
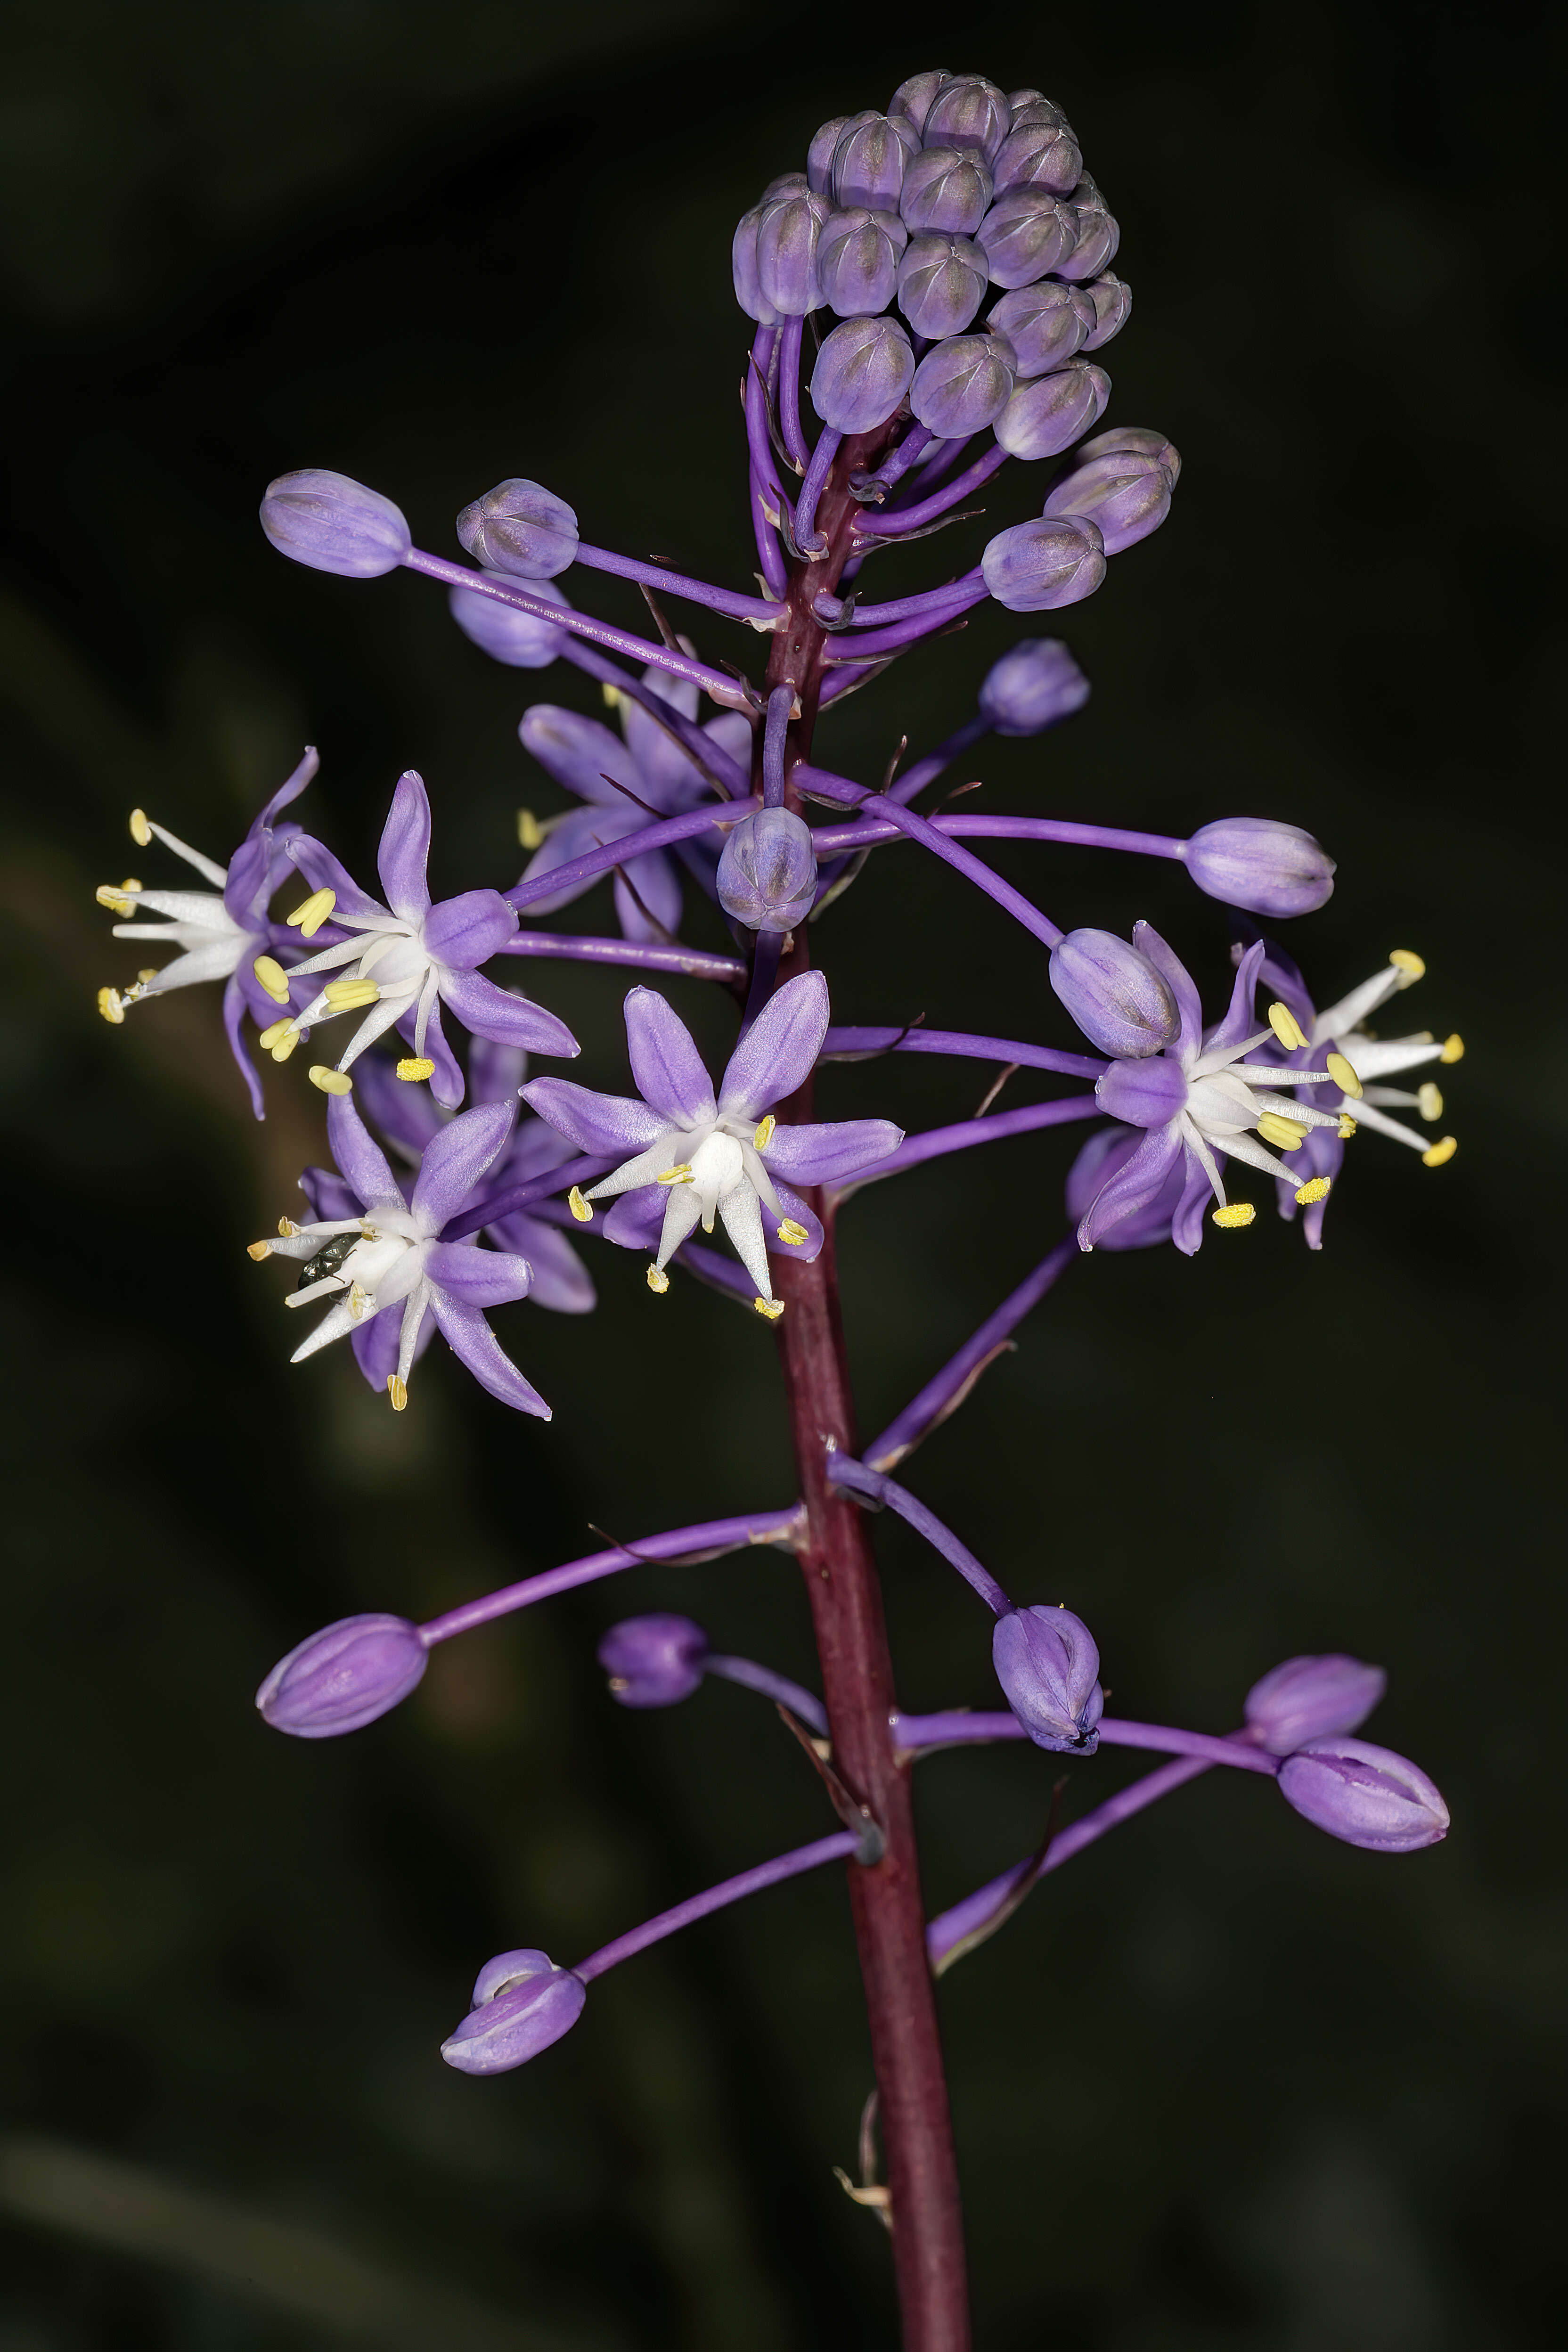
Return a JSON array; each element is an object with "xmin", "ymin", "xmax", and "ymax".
[
  {"xmin": 853, "ymin": 440, "xmax": 1012, "ymax": 538},
  {"xmin": 845, "ymin": 1094, "xmax": 1102, "ymax": 1190},
  {"xmin": 1048, "ymin": 927, "xmax": 1180, "ymax": 1058},
  {"xmin": 866, "ymin": 1239, "xmax": 1077, "ymax": 1470},
  {"xmin": 821, "ymin": 1027, "xmax": 1104, "ymax": 1082},
  {"xmin": 992, "ymin": 1606, "xmax": 1104, "ymax": 1753},
  {"xmin": 704, "ymin": 1653, "xmax": 829, "ymax": 1737},
  {"xmin": 826, "ymin": 1454, "xmax": 1014, "ymax": 1615},
  {"xmin": 1278, "ymin": 1738, "xmax": 1449, "ymax": 1852},
  {"xmin": 573, "ymin": 1832, "xmax": 864, "ymax": 1984},
  {"xmin": 1183, "ymin": 817, "xmax": 1337, "ymax": 915},
  {"xmin": 260, "ymin": 469, "xmax": 411, "ymax": 578},
  {"xmin": 808, "ymin": 813, "xmax": 1185, "ymax": 863},
  {"xmin": 457, "ymin": 479, "xmax": 580, "ymax": 579},
  {"xmin": 792, "ymin": 766, "xmax": 1065, "ymax": 948},
  {"xmin": 1245, "ymin": 1654, "xmax": 1388, "ymax": 1756},
  {"xmin": 889, "ymin": 1710, "xmax": 1278, "ymax": 1773},
  {"xmin": 256, "ymin": 1612, "xmax": 428, "ymax": 1738},
  {"xmin": 450, "ymin": 572, "xmax": 572, "ymax": 666},
  {"xmin": 441, "ymin": 1952, "xmax": 587, "ymax": 2075},
  {"xmin": 598, "ymin": 1613, "xmax": 709, "ymax": 1707},
  {"xmin": 978, "ymin": 638, "xmax": 1090, "ymax": 734}
]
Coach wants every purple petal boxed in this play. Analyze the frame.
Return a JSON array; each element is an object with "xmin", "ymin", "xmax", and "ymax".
[
  {"xmin": 484, "ymin": 1214, "xmax": 596, "ymax": 1312},
  {"xmin": 704, "ymin": 710, "xmax": 755, "ymax": 774},
  {"xmin": 770, "ymin": 1182, "xmax": 824, "ymax": 1260},
  {"xmin": 601, "ymin": 1185, "xmax": 665, "ymax": 1252},
  {"xmin": 286, "ymin": 836, "xmax": 387, "ymax": 925},
  {"xmin": 496, "ymin": 1117, "xmax": 577, "ymax": 1182},
  {"xmin": 519, "ymin": 705, "xmax": 644, "ymax": 808},
  {"xmin": 220, "ymin": 971, "xmax": 266, "ymax": 1119},
  {"xmin": 377, "ymin": 771, "xmax": 433, "ymax": 922},
  {"xmin": 413, "ymin": 1097, "xmax": 516, "ymax": 1227},
  {"xmin": 1253, "ymin": 938, "xmax": 1317, "ymax": 1037},
  {"xmin": 1076, "ymin": 1120, "xmax": 1183, "ymax": 1251},
  {"xmin": 1132, "ymin": 921, "xmax": 1202, "ymax": 1058},
  {"xmin": 469, "ymin": 1035, "xmax": 528, "ymax": 1105},
  {"xmin": 327, "ymin": 1091, "xmax": 402, "ymax": 1207},
  {"xmin": 222, "ymin": 747, "xmax": 320, "ymax": 923},
  {"xmin": 520, "ymin": 1077, "xmax": 662, "ymax": 1156},
  {"xmin": 428, "ymin": 1290, "xmax": 551, "ymax": 1418},
  {"xmin": 619, "ymin": 671, "xmax": 704, "ymax": 810},
  {"xmin": 1206, "ymin": 938, "xmax": 1266, "ymax": 1054},
  {"xmin": 422, "ymin": 888, "xmax": 519, "ymax": 970},
  {"xmin": 612, "ymin": 849, "xmax": 685, "ymax": 944},
  {"xmin": 350, "ymin": 1054, "xmax": 445, "ymax": 1154},
  {"xmin": 1169, "ymin": 1150, "xmax": 1212, "ymax": 1257},
  {"xmin": 350, "ymin": 1299, "xmax": 433, "ymax": 1390},
  {"xmin": 760, "ymin": 1115, "xmax": 904, "ymax": 1186},
  {"xmin": 418, "ymin": 1000, "xmax": 466, "ymax": 1110},
  {"xmin": 517, "ymin": 802, "xmax": 643, "ymax": 915},
  {"xmin": 300, "ymin": 1164, "xmax": 364, "ymax": 1223},
  {"xmin": 425, "ymin": 1240, "xmax": 534, "ymax": 1308},
  {"xmin": 437, "ymin": 969, "xmax": 579, "ymax": 1060},
  {"xmin": 718, "ymin": 970, "xmax": 830, "ymax": 1119},
  {"xmin": 623, "ymin": 988, "xmax": 715, "ymax": 1126}
]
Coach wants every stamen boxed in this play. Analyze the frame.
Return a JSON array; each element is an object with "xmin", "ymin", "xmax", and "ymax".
[
  {"xmin": 1211, "ymin": 1203, "xmax": 1255, "ymax": 1229},
  {"xmin": 1418, "ymin": 1082, "xmax": 1443, "ymax": 1121},
  {"xmin": 1256, "ymin": 1113, "xmax": 1307, "ymax": 1151},
  {"xmin": 253, "ymin": 955, "xmax": 291, "ymax": 1004},
  {"xmin": 309, "ymin": 1065, "xmax": 353, "ymax": 1095},
  {"xmin": 1294, "ymin": 1177, "xmax": 1331, "ymax": 1206},
  {"xmin": 129, "ymin": 809, "xmax": 152, "ymax": 847},
  {"xmin": 777, "ymin": 1219, "xmax": 809, "ymax": 1246},
  {"xmin": 646, "ymin": 1264, "xmax": 670, "ymax": 1294},
  {"xmin": 396, "ymin": 1057, "xmax": 435, "ymax": 1082},
  {"xmin": 753, "ymin": 1116, "xmax": 776, "ymax": 1150},
  {"xmin": 137, "ymin": 968, "xmax": 158, "ymax": 983},
  {"xmin": 1324, "ymin": 1051, "xmax": 1363, "ymax": 1099},
  {"xmin": 1389, "ymin": 949, "xmax": 1425, "ymax": 981},
  {"xmin": 270, "ymin": 1026, "xmax": 302, "ymax": 1063},
  {"xmin": 245, "ymin": 1240, "xmax": 272, "ymax": 1261},
  {"xmin": 97, "ymin": 987, "xmax": 124, "ymax": 1025},
  {"xmin": 96, "ymin": 883, "xmax": 140, "ymax": 916},
  {"xmin": 753, "ymin": 1295, "xmax": 785, "ymax": 1319},
  {"xmin": 258, "ymin": 1017, "xmax": 294, "ymax": 1051},
  {"xmin": 286, "ymin": 887, "xmax": 336, "ymax": 938},
  {"xmin": 517, "ymin": 808, "xmax": 544, "ymax": 850},
  {"xmin": 323, "ymin": 978, "xmax": 380, "ymax": 1011},
  {"xmin": 1338, "ymin": 1114, "xmax": 1358, "ymax": 1139},
  {"xmin": 278, "ymin": 1218, "xmax": 300, "ymax": 1237},
  {"xmin": 1267, "ymin": 1001, "xmax": 1308, "ymax": 1051},
  {"xmin": 568, "ymin": 1186, "xmax": 593, "ymax": 1223},
  {"xmin": 656, "ymin": 1164, "xmax": 694, "ymax": 1185},
  {"xmin": 1441, "ymin": 1033, "xmax": 1464, "ymax": 1064},
  {"xmin": 601, "ymin": 683, "xmax": 622, "ymax": 710},
  {"xmin": 386, "ymin": 1374, "xmax": 408, "ymax": 1412},
  {"xmin": 1422, "ymin": 1135, "xmax": 1458, "ymax": 1168},
  {"xmin": 348, "ymin": 1282, "xmax": 368, "ymax": 1322}
]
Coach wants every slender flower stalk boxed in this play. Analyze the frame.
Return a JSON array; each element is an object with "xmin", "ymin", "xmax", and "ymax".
[
  {"xmin": 891, "ymin": 1711, "xmax": 1279, "ymax": 1772},
  {"xmin": 866, "ymin": 1239, "xmax": 1076, "ymax": 1470}
]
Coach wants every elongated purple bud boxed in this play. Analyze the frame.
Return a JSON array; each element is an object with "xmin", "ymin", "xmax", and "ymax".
[
  {"xmin": 732, "ymin": 208, "xmax": 780, "ymax": 324},
  {"xmin": 898, "ymin": 147, "xmax": 993, "ymax": 236},
  {"xmin": 1184, "ymin": 817, "xmax": 1336, "ymax": 915},
  {"xmin": 833, "ymin": 113, "xmax": 917, "ymax": 212},
  {"xmin": 256, "ymin": 1612, "xmax": 427, "ymax": 1738},
  {"xmin": 1096, "ymin": 1054, "xmax": 1190, "ymax": 1127},
  {"xmin": 977, "ymin": 192, "xmax": 1078, "ymax": 289},
  {"xmin": 909, "ymin": 332, "xmax": 1015, "ymax": 435},
  {"xmin": 1044, "ymin": 449, "xmax": 1172, "ymax": 555},
  {"xmin": 1082, "ymin": 271, "xmax": 1133, "ymax": 349},
  {"xmin": 457, "ymin": 479, "xmax": 579, "ymax": 579},
  {"xmin": 809, "ymin": 314, "xmax": 915, "ymax": 433},
  {"xmin": 978, "ymin": 637, "xmax": 1090, "ymax": 734},
  {"xmin": 988, "ymin": 281, "xmax": 1094, "ymax": 377},
  {"xmin": 1058, "ymin": 176, "xmax": 1120, "ymax": 281},
  {"xmin": 449, "ymin": 573, "xmax": 571, "ymax": 667},
  {"xmin": 991, "ymin": 104, "xmax": 1083, "ymax": 198},
  {"xmin": 1245, "ymin": 1655, "xmax": 1388, "ymax": 1756},
  {"xmin": 923, "ymin": 74, "xmax": 1012, "ymax": 163},
  {"xmin": 817, "ymin": 208, "xmax": 906, "ymax": 317},
  {"xmin": 888, "ymin": 69, "xmax": 950, "ymax": 137},
  {"xmin": 1048, "ymin": 927, "xmax": 1180, "ymax": 1057},
  {"xmin": 992, "ymin": 360, "xmax": 1110, "ymax": 461},
  {"xmin": 897, "ymin": 234, "xmax": 989, "ymax": 339},
  {"xmin": 807, "ymin": 116, "xmax": 851, "ymax": 195},
  {"xmin": 756, "ymin": 188, "xmax": 829, "ymax": 316},
  {"xmin": 716, "ymin": 808, "xmax": 818, "ymax": 932},
  {"xmin": 260, "ymin": 469, "xmax": 411, "ymax": 579},
  {"xmin": 598, "ymin": 1613, "xmax": 709, "ymax": 1707},
  {"xmin": 981, "ymin": 513, "xmax": 1105, "ymax": 611},
  {"xmin": 1076, "ymin": 424, "xmax": 1182, "ymax": 485},
  {"xmin": 1064, "ymin": 1127, "xmax": 1184, "ymax": 1250},
  {"xmin": 1278, "ymin": 1738, "xmax": 1449, "ymax": 1853},
  {"xmin": 441, "ymin": 1950, "xmax": 586, "ymax": 2075},
  {"xmin": 993, "ymin": 1605, "xmax": 1104, "ymax": 1752}
]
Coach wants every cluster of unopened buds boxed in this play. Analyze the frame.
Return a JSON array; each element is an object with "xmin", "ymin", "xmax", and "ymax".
[{"xmin": 95, "ymin": 63, "xmax": 1457, "ymax": 2328}]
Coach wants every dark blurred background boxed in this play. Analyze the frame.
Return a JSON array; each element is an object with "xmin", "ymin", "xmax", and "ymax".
[{"xmin": 1, "ymin": 2, "xmax": 1562, "ymax": 2345}]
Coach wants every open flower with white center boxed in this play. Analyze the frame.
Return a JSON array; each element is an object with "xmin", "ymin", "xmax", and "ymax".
[
  {"xmin": 250, "ymin": 1091, "xmax": 548, "ymax": 1414},
  {"xmin": 1073, "ymin": 928, "xmax": 1350, "ymax": 1256},
  {"xmin": 1242, "ymin": 939, "xmax": 1462, "ymax": 1249},
  {"xmin": 276, "ymin": 770, "xmax": 578, "ymax": 1108},
  {"xmin": 96, "ymin": 748, "xmax": 318, "ymax": 1118},
  {"xmin": 521, "ymin": 973, "xmax": 903, "ymax": 1311}
]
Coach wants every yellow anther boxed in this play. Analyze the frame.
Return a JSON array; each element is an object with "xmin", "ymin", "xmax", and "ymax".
[
  {"xmin": 517, "ymin": 808, "xmax": 544, "ymax": 851},
  {"xmin": 1211, "ymin": 1202, "xmax": 1256, "ymax": 1229},
  {"xmin": 1324, "ymin": 1051, "xmax": 1363, "ymax": 1099},
  {"xmin": 245, "ymin": 1240, "xmax": 272, "ymax": 1262},
  {"xmin": 270, "ymin": 1026, "xmax": 302, "ymax": 1063},
  {"xmin": 96, "ymin": 986, "xmax": 124, "ymax": 1025},
  {"xmin": 601, "ymin": 683, "xmax": 623, "ymax": 710},
  {"xmin": 286, "ymin": 887, "xmax": 336, "ymax": 938},
  {"xmin": 323, "ymin": 977, "xmax": 380, "ymax": 1011},
  {"xmin": 1257, "ymin": 1113, "xmax": 1307, "ymax": 1152},
  {"xmin": 753, "ymin": 1115, "xmax": 776, "ymax": 1150},
  {"xmin": 386, "ymin": 1374, "xmax": 408, "ymax": 1412},
  {"xmin": 96, "ymin": 883, "xmax": 139, "ymax": 916},
  {"xmin": 1267, "ymin": 1001, "xmax": 1309, "ymax": 1052},
  {"xmin": 278, "ymin": 1218, "xmax": 300, "ymax": 1237},
  {"xmin": 656, "ymin": 1163, "xmax": 694, "ymax": 1185},
  {"xmin": 752, "ymin": 1295, "xmax": 785, "ymax": 1320},
  {"xmin": 253, "ymin": 955, "xmax": 290, "ymax": 1004},
  {"xmin": 1338, "ymin": 1113, "xmax": 1358, "ymax": 1140},
  {"xmin": 396, "ymin": 1056, "xmax": 435, "ymax": 1082},
  {"xmin": 1389, "ymin": 949, "xmax": 1425, "ymax": 981},
  {"xmin": 1418, "ymin": 1082, "xmax": 1444, "ymax": 1121},
  {"xmin": 567, "ymin": 1185, "xmax": 593, "ymax": 1223},
  {"xmin": 258, "ymin": 1016, "xmax": 294, "ymax": 1051},
  {"xmin": 129, "ymin": 808, "xmax": 152, "ymax": 847},
  {"xmin": 646, "ymin": 1264, "xmax": 670, "ymax": 1294},
  {"xmin": 1440, "ymin": 1032, "xmax": 1464, "ymax": 1064},
  {"xmin": 1294, "ymin": 1176, "xmax": 1332, "ymax": 1207},
  {"xmin": 777, "ymin": 1218, "xmax": 809, "ymax": 1246},
  {"xmin": 309, "ymin": 1065, "xmax": 354, "ymax": 1095},
  {"xmin": 347, "ymin": 1282, "xmax": 368, "ymax": 1322},
  {"xmin": 137, "ymin": 968, "xmax": 158, "ymax": 983},
  {"xmin": 1422, "ymin": 1135, "xmax": 1458, "ymax": 1168}
]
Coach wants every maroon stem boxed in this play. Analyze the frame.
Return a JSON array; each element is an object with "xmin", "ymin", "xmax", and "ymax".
[{"xmin": 762, "ymin": 423, "xmax": 972, "ymax": 2351}]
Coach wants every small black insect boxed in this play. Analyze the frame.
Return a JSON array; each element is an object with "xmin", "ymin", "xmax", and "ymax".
[{"xmin": 295, "ymin": 1232, "xmax": 359, "ymax": 1294}]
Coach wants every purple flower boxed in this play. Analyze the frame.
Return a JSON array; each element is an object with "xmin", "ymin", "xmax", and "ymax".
[
  {"xmin": 449, "ymin": 572, "xmax": 572, "ymax": 668},
  {"xmin": 1277, "ymin": 1738, "xmax": 1449, "ymax": 1853},
  {"xmin": 457, "ymin": 479, "xmax": 580, "ymax": 580},
  {"xmin": 1062, "ymin": 1126, "xmax": 1186, "ymax": 1251},
  {"xmin": 810, "ymin": 315, "xmax": 915, "ymax": 433},
  {"xmin": 599, "ymin": 1614, "xmax": 710, "ymax": 1707},
  {"xmin": 276, "ymin": 770, "xmax": 577, "ymax": 1107},
  {"xmin": 992, "ymin": 1605, "xmax": 1104, "ymax": 1753},
  {"xmin": 1245, "ymin": 1654, "xmax": 1388, "ymax": 1756},
  {"xmin": 256, "ymin": 1612, "xmax": 427, "ymax": 1738},
  {"xmin": 251, "ymin": 1089, "xmax": 550, "ymax": 1416},
  {"xmin": 909, "ymin": 333, "xmax": 1016, "ymax": 435},
  {"xmin": 980, "ymin": 512, "xmax": 1106, "ymax": 609},
  {"xmin": 716, "ymin": 809, "xmax": 818, "ymax": 933},
  {"xmin": 260, "ymin": 469, "xmax": 411, "ymax": 578},
  {"xmin": 978, "ymin": 638, "xmax": 1091, "ymax": 735},
  {"xmin": 991, "ymin": 362, "xmax": 1111, "ymax": 463},
  {"xmin": 441, "ymin": 1951, "xmax": 587, "ymax": 2075},
  {"xmin": 899, "ymin": 147, "xmax": 994, "ymax": 237},
  {"xmin": 96, "ymin": 749, "xmax": 319, "ymax": 1119},
  {"xmin": 1048, "ymin": 926, "xmax": 1179, "ymax": 1058},
  {"xmin": 1183, "ymin": 817, "xmax": 1336, "ymax": 917},
  {"xmin": 517, "ymin": 673, "xmax": 751, "ymax": 945},
  {"xmin": 521, "ymin": 972, "xmax": 903, "ymax": 1309}
]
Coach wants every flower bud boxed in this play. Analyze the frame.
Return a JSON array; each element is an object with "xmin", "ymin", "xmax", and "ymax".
[
  {"xmin": 807, "ymin": 116, "xmax": 851, "ymax": 195},
  {"xmin": 1081, "ymin": 271, "xmax": 1133, "ymax": 349},
  {"xmin": 809, "ymin": 315, "xmax": 915, "ymax": 433},
  {"xmin": 1044, "ymin": 449, "xmax": 1171, "ymax": 555},
  {"xmin": 993, "ymin": 1605, "xmax": 1104, "ymax": 1752},
  {"xmin": 732, "ymin": 208, "xmax": 780, "ymax": 324},
  {"xmin": 1183, "ymin": 817, "xmax": 1337, "ymax": 916},
  {"xmin": 1048, "ymin": 928, "xmax": 1180, "ymax": 1058},
  {"xmin": 991, "ymin": 104, "xmax": 1083, "ymax": 198},
  {"xmin": 992, "ymin": 359, "xmax": 1110, "ymax": 462},
  {"xmin": 597, "ymin": 1612, "xmax": 709, "ymax": 1707},
  {"xmin": 817, "ymin": 208, "xmax": 906, "ymax": 317},
  {"xmin": 1064, "ymin": 1127, "xmax": 1184, "ymax": 1250},
  {"xmin": 977, "ymin": 192, "xmax": 1078, "ymax": 290},
  {"xmin": 1245, "ymin": 1655, "xmax": 1388, "ymax": 1756},
  {"xmin": 898, "ymin": 147, "xmax": 993, "ymax": 237},
  {"xmin": 909, "ymin": 333, "xmax": 1015, "ymax": 435},
  {"xmin": 1278, "ymin": 1738, "xmax": 1449, "ymax": 1853},
  {"xmin": 1058, "ymin": 176, "xmax": 1120, "ymax": 281},
  {"xmin": 888, "ymin": 69, "xmax": 950, "ymax": 138},
  {"xmin": 1076, "ymin": 424, "xmax": 1182, "ymax": 485},
  {"xmin": 441, "ymin": 1950, "xmax": 586, "ymax": 2075},
  {"xmin": 980, "ymin": 514, "xmax": 1106, "ymax": 612},
  {"xmin": 717, "ymin": 809, "xmax": 819, "ymax": 933},
  {"xmin": 987, "ymin": 281, "xmax": 1094, "ymax": 378},
  {"xmin": 756, "ymin": 188, "xmax": 830, "ymax": 316},
  {"xmin": 457, "ymin": 479, "xmax": 579, "ymax": 580},
  {"xmin": 978, "ymin": 637, "xmax": 1090, "ymax": 735},
  {"xmin": 256, "ymin": 1612, "xmax": 427, "ymax": 1738},
  {"xmin": 922, "ymin": 74, "xmax": 1012, "ymax": 163},
  {"xmin": 897, "ymin": 235, "xmax": 989, "ymax": 340},
  {"xmin": 260, "ymin": 469, "xmax": 411, "ymax": 580},
  {"xmin": 449, "ymin": 573, "xmax": 571, "ymax": 668},
  {"xmin": 832, "ymin": 113, "xmax": 918, "ymax": 212},
  {"xmin": 1096, "ymin": 1054, "xmax": 1189, "ymax": 1127}
]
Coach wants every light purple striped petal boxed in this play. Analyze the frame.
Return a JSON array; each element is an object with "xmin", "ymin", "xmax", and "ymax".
[
  {"xmin": 377, "ymin": 771, "xmax": 433, "ymax": 922},
  {"xmin": 422, "ymin": 889, "xmax": 518, "ymax": 970},
  {"xmin": 327, "ymin": 1091, "xmax": 402, "ymax": 1208},
  {"xmin": 412, "ymin": 1098, "xmax": 516, "ymax": 1228},
  {"xmin": 601, "ymin": 1185, "xmax": 665, "ymax": 1251},
  {"xmin": 612, "ymin": 849, "xmax": 685, "ymax": 944},
  {"xmin": 429, "ymin": 1290, "xmax": 551, "ymax": 1418},
  {"xmin": 1254, "ymin": 940, "xmax": 1317, "ymax": 1038},
  {"xmin": 1169, "ymin": 1150, "xmax": 1213, "ymax": 1257},
  {"xmin": 519, "ymin": 705, "xmax": 644, "ymax": 808},
  {"xmin": 494, "ymin": 1116, "xmax": 577, "ymax": 1184},
  {"xmin": 417, "ymin": 1000, "xmax": 466, "ymax": 1110},
  {"xmin": 624, "ymin": 988, "xmax": 716, "ymax": 1126},
  {"xmin": 1076, "ymin": 1120, "xmax": 1183, "ymax": 1251},
  {"xmin": 1206, "ymin": 937, "xmax": 1266, "ymax": 1054},
  {"xmin": 483, "ymin": 1214, "xmax": 596, "ymax": 1312},
  {"xmin": 619, "ymin": 670, "xmax": 703, "ymax": 810},
  {"xmin": 221, "ymin": 972, "xmax": 265, "ymax": 1120},
  {"xmin": 469, "ymin": 1036, "xmax": 528, "ymax": 1106},
  {"xmin": 286, "ymin": 836, "xmax": 387, "ymax": 925},
  {"xmin": 520, "ymin": 1078, "xmax": 664, "ymax": 1155},
  {"xmin": 437, "ymin": 969, "xmax": 579, "ymax": 1059},
  {"xmin": 514, "ymin": 804, "xmax": 620, "ymax": 915},
  {"xmin": 760, "ymin": 1116, "xmax": 904, "ymax": 1186},
  {"xmin": 718, "ymin": 969, "xmax": 830, "ymax": 1119},
  {"xmin": 351, "ymin": 1299, "xmax": 433, "ymax": 1389},
  {"xmin": 351, "ymin": 1054, "xmax": 444, "ymax": 1154},
  {"xmin": 425, "ymin": 1241, "xmax": 534, "ymax": 1308},
  {"xmin": 1132, "ymin": 922, "xmax": 1202, "ymax": 1058},
  {"xmin": 299, "ymin": 1163, "xmax": 364, "ymax": 1224}
]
